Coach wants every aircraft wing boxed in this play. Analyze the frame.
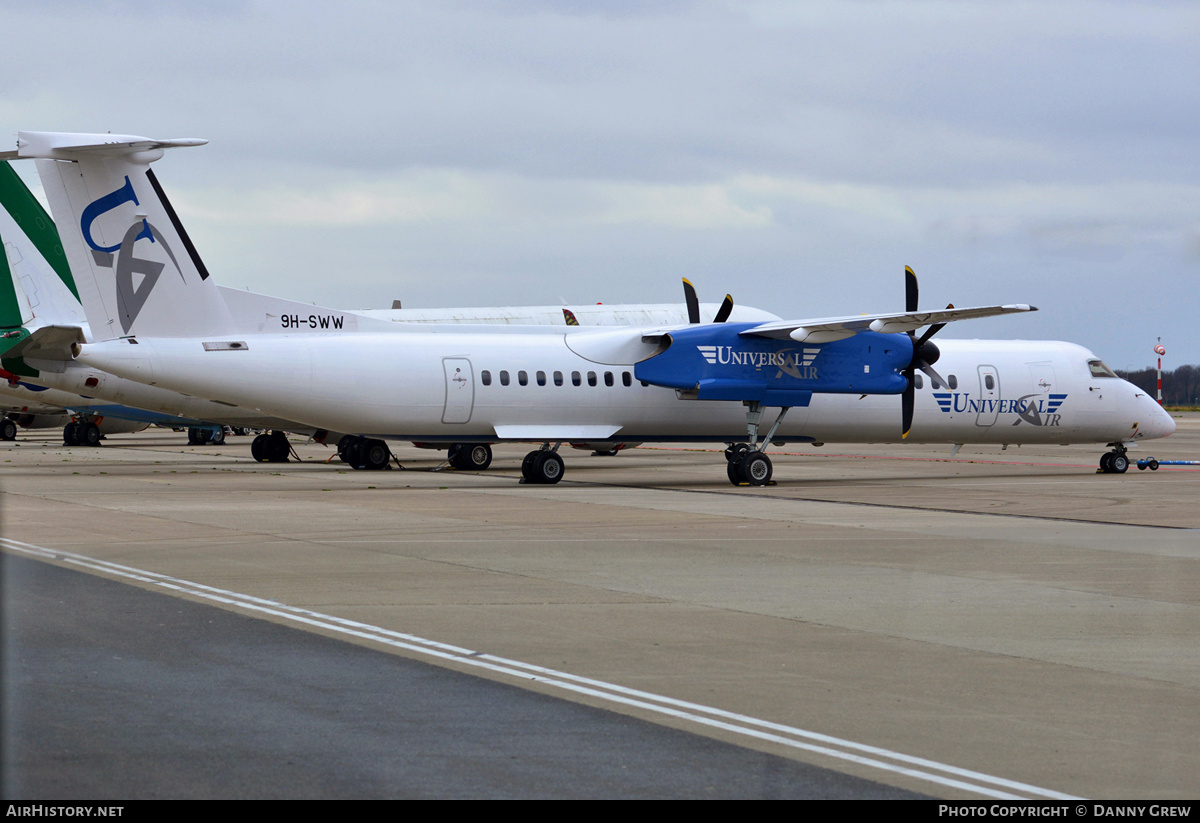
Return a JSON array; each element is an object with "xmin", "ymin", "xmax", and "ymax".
[{"xmin": 739, "ymin": 304, "xmax": 1036, "ymax": 343}]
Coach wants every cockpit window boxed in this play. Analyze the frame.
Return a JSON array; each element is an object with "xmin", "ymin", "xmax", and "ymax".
[{"xmin": 1088, "ymin": 359, "xmax": 1117, "ymax": 378}]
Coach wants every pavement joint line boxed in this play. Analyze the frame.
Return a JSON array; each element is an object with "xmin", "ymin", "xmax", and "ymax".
[{"xmin": 2, "ymin": 537, "xmax": 1078, "ymax": 800}]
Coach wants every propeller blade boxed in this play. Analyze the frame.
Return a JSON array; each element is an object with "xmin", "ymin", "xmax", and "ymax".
[
  {"xmin": 905, "ymin": 265, "xmax": 918, "ymax": 314},
  {"xmin": 713, "ymin": 294, "xmax": 734, "ymax": 323},
  {"xmin": 902, "ymin": 370, "xmax": 914, "ymax": 439},
  {"xmin": 682, "ymin": 278, "xmax": 700, "ymax": 324},
  {"xmin": 920, "ymin": 362, "xmax": 949, "ymax": 389}
]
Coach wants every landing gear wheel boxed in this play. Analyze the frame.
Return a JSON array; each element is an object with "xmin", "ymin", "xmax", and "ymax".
[
  {"xmin": 739, "ymin": 451, "xmax": 773, "ymax": 486},
  {"xmin": 1, "ymin": 418, "xmax": 17, "ymax": 441},
  {"xmin": 251, "ymin": 433, "xmax": 268, "ymax": 462},
  {"xmin": 208, "ymin": 427, "xmax": 226, "ymax": 446},
  {"xmin": 361, "ymin": 439, "xmax": 391, "ymax": 470},
  {"xmin": 727, "ymin": 454, "xmax": 744, "ymax": 485},
  {"xmin": 82, "ymin": 422, "xmax": 102, "ymax": 447},
  {"xmin": 531, "ymin": 451, "xmax": 564, "ymax": 484},
  {"xmin": 336, "ymin": 435, "xmax": 356, "ymax": 463},
  {"xmin": 64, "ymin": 422, "xmax": 80, "ymax": 446},
  {"xmin": 187, "ymin": 427, "xmax": 202, "ymax": 445},
  {"xmin": 265, "ymin": 431, "xmax": 291, "ymax": 463},
  {"xmin": 1099, "ymin": 453, "xmax": 1113, "ymax": 473},
  {"xmin": 1110, "ymin": 453, "xmax": 1129, "ymax": 474},
  {"xmin": 463, "ymin": 444, "xmax": 492, "ymax": 470},
  {"xmin": 724, "ymin": 443, "xmax": 750, "ymax": 463},
  {"xmin": 521, "ymin": 450, "xmax": 539, "ymax": 482}
]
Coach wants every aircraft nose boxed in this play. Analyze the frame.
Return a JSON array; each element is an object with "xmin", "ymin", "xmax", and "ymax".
[
  {"xmin": 1134, "ymin": 390, "xmax": 1176, "ymax": 440},
  {"xmin": 1148, "ymin": 402, "xmax": 1177, "ymax": 439}
]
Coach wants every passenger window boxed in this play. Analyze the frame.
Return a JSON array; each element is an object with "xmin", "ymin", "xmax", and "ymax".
[
  {"xmin": 588, "ymin": 371, "xmax": 597, "ymax": 387},
  {"xmin": 622, "ymin": 372, "xmax": 632, "ymax": 387},
  {"xmin": 572, "ymin": 371, "xmax": 582, "ymax": 387},
  {"xmin": 481, "ymin": 370, "xmax": 492, "ymax": 386},
  {"xmin": 604, "ymin": 371, "xmax": 614, "ymax": 387},
  {"xmin": 948, "ymin": 375, "xmax": 958, "ymax": 390},
  {"xmin": 554, "ymin": 371, "xmax": 563, "ymax": 387},
  {"xmin": 500, "ymin": 370, "xmax": 510, "ymax": 386},
  {"xmin": 913, "ymin": 374, "xmax": 923, "ymax": 389},
  {"xmin": 518, "ymin": 370, "xmax": 528, "ymax": 386},
  {"xmin": 984, "ymin": 375, "xmax": 995, "ymax": 390},
  {"xmin": 930, "ymin": 377, "xmax": 941, "ymax": 390},
  {"xmin": 536, "ymin": 370, "xmax": 546, "ymax": 387}
]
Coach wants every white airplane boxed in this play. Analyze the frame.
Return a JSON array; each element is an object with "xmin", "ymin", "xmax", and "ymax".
[
  {"xmin": 0, "ymin": 154, "xmax": 769, "ymax": 460},
  {"xmin": 7, "ymin": 132, "xmax": 1175, "ymax": 485}
]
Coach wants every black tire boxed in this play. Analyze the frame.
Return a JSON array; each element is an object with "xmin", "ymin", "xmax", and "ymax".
[
  {"xmin": 266, "ymin": 432, "xmax": 290, "ymax": 463},
  {"xmin": 464, "ymin": 444, "xmax": 492, "ymax": 470},
  {"xmin": 1149, "ymin": 459, "xmax": 1159, "ymax": 471},
  {"xmin": 362, "ymin": 439, "xmax": 391, "ymax": 470},
  {"xmin": 521, "ymin": 451, "xmax": 540, "ymax": 482},
  {"xmin": 727, "ymin": 455, "xmax": 743, "ymax": 485},
  {"xmin": 1099, "ymin": 453, "xmax": 1113, "ymax": 473},
  {"xmin": 64, "ymin": 422, "xmax": 79, "ymax": 446},
  {"xmin": 82, "ymin": 422, "xmax": 102, "ymax": 447},
  {"xmin": 447, "ymin": 443, "xmax": 465, "ymax": 469},
  {"xmin": 187, "ymin": 427, "xmax": 201, "ymax": 445},
  {"xmin": 1110, "ymin": 453, "xmax": 1129, "ymax": 474},
  {"xmin": 251, "ymin": 434, "xmax": 268, "ymax": 462},
  {"xmin": 0, "ymin": 418, "xmax": 16, "ymax": 441},
  {"xmin": 532, "ymin": 451, "xmax": 564, "ymax": 484},
  {"xmin": 336, "ymin": 435, "xmax": 356, "ymax": 463},
  {"xmin": 739, "ymin": 451, "xmax": 772, "ymax": 486},
  {"xmin": 209, "ymin": 428, "xmax": 226, "ymax": 445}
]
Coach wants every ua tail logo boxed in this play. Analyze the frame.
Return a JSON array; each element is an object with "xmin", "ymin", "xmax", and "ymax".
[{"xmin": 81, "ymin": 176, "xmax": 186, "ymax": 334}]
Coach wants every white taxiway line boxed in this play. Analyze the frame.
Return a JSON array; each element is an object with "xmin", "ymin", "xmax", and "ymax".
[{"xmin": 2, "ymin": 537, "xmax": 1078, "ymax": 800}]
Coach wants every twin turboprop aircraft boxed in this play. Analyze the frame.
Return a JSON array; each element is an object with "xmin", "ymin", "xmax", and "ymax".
[
  {"xmin": 0, "ymin": 157, "xmax": 762, "ymax": 458},
  {"xmin": 4, "ymin": 131, "xmax": 1175, "ymax": 485}
]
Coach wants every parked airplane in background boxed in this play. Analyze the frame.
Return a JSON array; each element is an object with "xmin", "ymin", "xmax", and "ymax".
[{"xmin": 6, "ymin": 132, "xmax": 1175, "ymax": 485}]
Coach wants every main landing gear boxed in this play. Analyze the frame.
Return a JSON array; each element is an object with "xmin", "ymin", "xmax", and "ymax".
[
  {"xmin": 724, "ymin": 401, "xmax": 792, "ymax": 487},
  {"xmin": 1, "ymin": 417, "xmax": 17, "ymax": 441},
  {"xmin": 447, "ymin": 443, "xmax": 493, "ymax": 471},
  {"xmin": 1098, "ymin": 445, "xmax": 1130, "ymax": 474},
  {"xmin": 335, "ymin": 435, "xmax": 393, "ymax": 470},
  {"xmin": 251, "ymin": 430, "xmax": 294, "ymax": 463},
  {"xmin": 521, "ymin": 444, "xmax": 565, "ymax": 484},
  {"xmin": 187, "ymin": 426, "xmax": 226, "ymax": 445},
  {"xmin": 63, "ymin": 419, "xmax": 102, "ymax": 447}
]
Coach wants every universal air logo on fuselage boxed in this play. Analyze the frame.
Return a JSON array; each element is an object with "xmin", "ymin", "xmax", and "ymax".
[
  {"xmin": 697, "ymin": 345, "xmax": 820, "ymax": 379},
  {"xmin": 933, "ymin": 392, "xmax": 1067, "ymax": 426},
  {"xmin": 81, "ymin": 176, "xmax": 186, "ymax": 334}
]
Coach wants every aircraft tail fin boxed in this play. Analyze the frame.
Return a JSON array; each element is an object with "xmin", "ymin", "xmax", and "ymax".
[
  {"xmin": 18, "ymin": 131, "xmax": 235, "ymax": 340},
  {"xmin": 0, "ymin": 161, "xmax": 91, "ymax": 333}
]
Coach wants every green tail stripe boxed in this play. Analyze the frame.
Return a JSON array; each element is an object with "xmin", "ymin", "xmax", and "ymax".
[
  {"xmin": 0, "ymin": 162, "xmax": 80, "ymax": 301},
  {"xmin": 0, "ymin": 219, "xmax": 21, "ymax": 328}
]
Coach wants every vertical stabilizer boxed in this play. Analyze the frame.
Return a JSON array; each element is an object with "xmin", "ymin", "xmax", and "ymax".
[
  {"xmin": 19, "ymin": 132, "xmax": 235, "ymax": 340},
  {"xmin": 0, "ymin": 162, "xmax": 89, "ymax": 332}
]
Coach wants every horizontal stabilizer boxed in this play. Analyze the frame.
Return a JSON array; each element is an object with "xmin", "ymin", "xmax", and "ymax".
[
  {"xmin": 741, "ymin": 304, "xmax": 1036, "ymax": 343},
  {"xmin": 2, "ymin": 132, "xmax": 207, "ymax": 161},
  {"xmin": 3, "ymin": 324, "xmax": 85, "ymax": 361}
]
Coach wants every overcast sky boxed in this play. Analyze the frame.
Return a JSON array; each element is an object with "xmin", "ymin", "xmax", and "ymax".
[{"xmin": 2, "ymin": 0, "xmax": 1196, "ymax": 369}]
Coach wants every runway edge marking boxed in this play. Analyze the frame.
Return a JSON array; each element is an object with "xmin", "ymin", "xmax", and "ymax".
[{"xmin": 2, "ymin": 538, "xmax": 1078, "ymax": 800}]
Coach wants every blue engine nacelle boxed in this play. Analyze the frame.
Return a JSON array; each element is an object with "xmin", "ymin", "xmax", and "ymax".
[{"xmin": 634, "ymin": 323, "xmax": 912, "ymax": 405}]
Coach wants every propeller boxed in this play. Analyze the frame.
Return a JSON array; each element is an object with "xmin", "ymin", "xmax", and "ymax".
[
  {"xmin": 901, "ymin": 266, "xmax": 952, "ymax": 438},
  {"xmin": 682, "ymin": 278, "xmax": 734, "ymax": 324}
]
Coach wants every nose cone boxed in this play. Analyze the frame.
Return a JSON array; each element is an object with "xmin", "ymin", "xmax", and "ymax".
[{"xmin": 1132, "ymin": 388, "xmax": 1176, "ymax": 440}]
